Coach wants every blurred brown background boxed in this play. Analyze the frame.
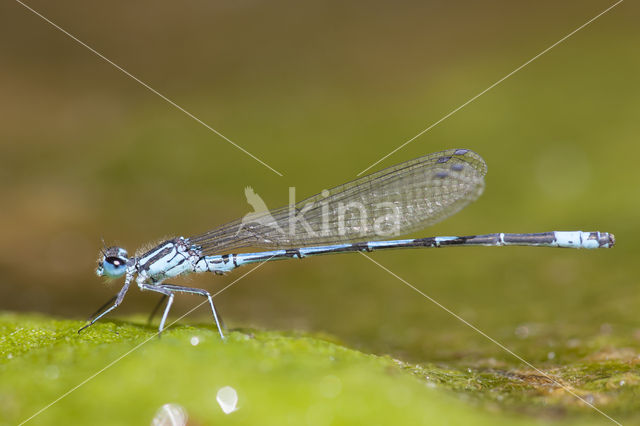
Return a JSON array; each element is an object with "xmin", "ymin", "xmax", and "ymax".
[{"xmin": 1, "ymin": 0, "xmax": 638, "ymax": 362}]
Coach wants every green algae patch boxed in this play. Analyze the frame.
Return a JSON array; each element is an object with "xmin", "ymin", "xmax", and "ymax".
[{"xmin": 0, "ymin": 313, "xmax": 636, "ymax": 426}]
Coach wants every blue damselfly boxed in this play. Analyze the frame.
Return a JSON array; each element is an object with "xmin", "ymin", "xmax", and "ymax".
[{"xmin": 84, "ymin": 149, "xmax": 614, "ymax": 337}]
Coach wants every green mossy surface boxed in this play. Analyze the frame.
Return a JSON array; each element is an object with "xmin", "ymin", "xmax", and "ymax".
[
  {"xmin": 1, "ymin": 313, "xmax": 638, "ymax": 426},
  {"xmin": 2, "ymin": 3, "xmax": 638, "ymax": 426}
]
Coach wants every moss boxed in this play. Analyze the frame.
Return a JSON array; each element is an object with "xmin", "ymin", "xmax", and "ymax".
[{"xmin": 1, "ymin": 313, "xmax": 637, "ymax": 425}]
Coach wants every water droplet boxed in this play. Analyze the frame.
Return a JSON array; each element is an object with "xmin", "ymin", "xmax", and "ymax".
[
  {"xmin": 44, "ymin": 365, "xmax": 59, "ymax": 380},
  {"xmin": 190, "ymin": 336, "xmax": 200, "ymax": 346},
  {"xmin": 151, "ymin": 403, "xmax": 188, "ymax": 426},
  {"xmin": 216, "ymin": 386, "xmax": 239, "ymax": 414},
  {"xmin": 567, "ymin": 338, "xmax": 580, "ymax": 348},
  {"xmin": 318, "ymin": 375, "xmax": 342, "ymax": 398},
  {"xmin": 515, "ymin": 325, "xmax": 529, "ymax": 339}
]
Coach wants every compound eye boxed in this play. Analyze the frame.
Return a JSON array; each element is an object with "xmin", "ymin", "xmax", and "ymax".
[
  {"xmin": 102, "ymin": 256, "xmax": 127, "ymax": 278},
  {"xmin": 106, "ymin": 257, "xmax": 125, "ymax": 267}
]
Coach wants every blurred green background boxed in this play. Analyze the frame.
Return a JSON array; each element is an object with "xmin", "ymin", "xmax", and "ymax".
[{"xmin": 1, "ymin": 0, "xmax": 638, "ymax": 420}]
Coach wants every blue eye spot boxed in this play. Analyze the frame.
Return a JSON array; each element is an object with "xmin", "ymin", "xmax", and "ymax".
[{"xmin": 103, "ymin": 256, "xmax": 127, "ymax": 278}]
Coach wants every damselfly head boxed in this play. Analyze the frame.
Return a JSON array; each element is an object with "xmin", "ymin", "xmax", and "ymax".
[{"xmin": 96, "ymin": 246, "xmax": 129, "ymax": 278}]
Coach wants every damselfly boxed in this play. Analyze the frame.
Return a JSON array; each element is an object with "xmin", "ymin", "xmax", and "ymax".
[{"xmin": 83, "ymin": 149, "xmax": 614, "ymax": 337}]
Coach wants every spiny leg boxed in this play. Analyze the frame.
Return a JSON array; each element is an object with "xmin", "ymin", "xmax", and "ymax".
[
  {"xmin": 147, "ymin": 294, "xmax": 168, "ymax": 325},
  {"xmin": 159, "ymin": 283, "xmax": 226, "ymax": 339},
  {"xmin": 79, "ymin": 276, "xmax": 132, "ymax": 333},
  {"xmin": 159, "ymin": 294, "xmax": 174, "ymax": 335},
  {"xmin": 86, "ymin": 295, "xmax": 117, "ymax": 321},
  {"xmin": 140, "ymin": 284, "xmax": 174, "ymax": 335}
]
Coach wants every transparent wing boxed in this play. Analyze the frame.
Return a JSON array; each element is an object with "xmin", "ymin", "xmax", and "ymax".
[{"xmin": 190, "ymin": 149, "xmax": 487, "ymax": 254}]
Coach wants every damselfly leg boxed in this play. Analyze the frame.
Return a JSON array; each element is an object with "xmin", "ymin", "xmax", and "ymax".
[{"xmin": 147, "ymin": 294, "xmax": 168, "ymax": 325}]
